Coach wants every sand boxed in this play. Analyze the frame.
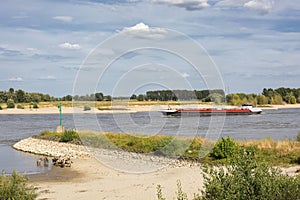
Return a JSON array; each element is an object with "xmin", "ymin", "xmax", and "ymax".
[
  {"xmin": 13, "ymin": 137, "xmax": 204, "ymax": 200},
  {"xmin": 30, "ymin": 157, "xmax": 204, "ymax": 200}
]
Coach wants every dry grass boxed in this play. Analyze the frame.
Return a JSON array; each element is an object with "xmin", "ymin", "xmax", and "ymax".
[{"xmin": 239, "ymin": 139, "xmax": 300, "ymax": 153}]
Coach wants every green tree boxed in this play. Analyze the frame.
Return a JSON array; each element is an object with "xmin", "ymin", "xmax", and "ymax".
[
  {"xmin": 256, "ymin": 94, "xmax": 268, "ymax": 105},
  {"xmin": 297, "ymin": 96, "xmax": 300, "ymax": 103},
  {"xmin": 137, "ymin": 94, "xmax": 145, "ymax": 101},
  {"xmin": 290, "ymin": 96, "xmax": 297, "ymax": 104},
  {"xmin": 104, "ymin": 95, "xmax": 112, "ymax": 101},
  {"xmin": 284, "ymin": 92, "xmax": 296, "ymax": 104},
  {"xmin": 6, "ymin": 99, "xmax": 15, "ymax": 108},
  {"xmin": 95, "ymin": 92, "xmax": 104, "ymax": 101},
  {"xmin": 15, "ymin": 89, "xmax": 25, "ymax": 103},
  {"xmin": 130, "ymin": 94, "xmax": 137, "ymax": 100},
  {"xmin": 272, "ymin": 94, "xmax": 284, "ymax": 105},
  {"xmin": 231, "ymin": 94, "xmax": 241, "ymax": 105},
  {"xmin": 8, "ymin": 87, "xmax": 14, "ymax": 94}
]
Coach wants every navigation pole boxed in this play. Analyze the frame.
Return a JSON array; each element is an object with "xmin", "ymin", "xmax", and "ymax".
[{"xmin": 56, "ymin": 98, "xmax": 64, "ymax": 133}]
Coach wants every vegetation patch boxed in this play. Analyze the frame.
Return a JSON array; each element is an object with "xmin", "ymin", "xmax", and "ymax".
[
  {"xmin": 59, "ymin": 129, "xmax": 81, "ymax": 143},
  {"xmin": 35, "ymin": 130, "xmax": 300, "ymax": 166},
  {"xmin": 0, "ymin": 171, "xmax": 38, "ymax": 200},
  {"xmin": 158, "ymin": 148, "xmax": 300, "ymax": 200},
  {"xmin": 83, "ymin": 105, "xmax": 91, "ymax": 111},
  {"xmin": 17, "ymin": 104, "xmax": 25, "ymax": 109}
]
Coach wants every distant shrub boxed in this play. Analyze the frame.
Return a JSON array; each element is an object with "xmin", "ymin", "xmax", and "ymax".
[
  {"xmin": 32, "ymin": 102, "xmax": 39, "ymax": 109},
  {"xmin": 210, "ymin": 136, "xmax": 240, "ymax": 160},
  {"xmin": 17, "ymin": 104, "xmax": 24, "ymax": 109},
  {"xmin": 83, "ymin": 105, "xmax": 91, "ymax": 111},
  {"xmin": 6, "ymin": 99, "xmax": 15, "ymax": 109},
  {"xmin": 297, "ymin": 131, "xmax": 300, "ymax": 142},
  {"xmin": 0, "ymin": 170, "xmax": 38, "ymax": 200},
  {"xmin": 0, "ymin": 105, "xmax": 2, "ymax": 110},
  {"xmin": 60, "ymin": 129, "xmax": 80, "ymax": 143}
]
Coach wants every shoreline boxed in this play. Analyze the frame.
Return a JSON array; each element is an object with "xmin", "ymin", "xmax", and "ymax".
[
  {"xmin": 0, "ymin": 104, "xmax": 299, "ymax": 115},
  {"xmin": 12, "ymin": 137, "xmax": 300, "ymax": 199},
  {"xmin": 14, "ymin": 137, "xmax": 204, "ymax": 200}
]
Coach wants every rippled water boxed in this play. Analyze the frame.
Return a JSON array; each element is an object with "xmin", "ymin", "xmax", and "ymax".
[{"xmin": 1, "ymin": 108, "xmax": 300, "ymax": 173}]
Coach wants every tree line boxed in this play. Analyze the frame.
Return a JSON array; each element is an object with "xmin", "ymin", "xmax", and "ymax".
[
  {"xmin": 0, "ymin": 88, "xmax": 55, "ymax": 104},
  {"xmin": 130, "ymin": 89, "xmax": 225, "ymax": 102},
  {"xmin": 1, "ymin": 87, "xmax": 299, "ymax": 106},
  {"xmin": 61, "ymin": 93, "xmax": 112, "ymax": 101},
  {"xmin": 226, "ymin": 87, "xmax": 300, "ymax": 106},
  {"xmin": 130, "ymin": 87, "xmax": 300, "ymax": 105}
]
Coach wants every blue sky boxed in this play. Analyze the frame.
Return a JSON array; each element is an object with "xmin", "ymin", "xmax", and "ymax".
[{"xmin": 0, "ymin": 0, "xmax": 299, "ymax": 97}]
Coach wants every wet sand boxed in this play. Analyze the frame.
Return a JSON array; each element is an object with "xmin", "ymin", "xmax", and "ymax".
[{"xmin": 31, "ymin": 157, "xmax": 204, "ymax": 200}]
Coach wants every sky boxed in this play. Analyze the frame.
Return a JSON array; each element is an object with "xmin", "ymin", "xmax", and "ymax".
[{"xmin": 0, "ymin": 0, "xmax": 299, "ymax": 97}]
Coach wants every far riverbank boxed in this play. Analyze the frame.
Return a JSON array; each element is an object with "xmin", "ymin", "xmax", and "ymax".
[{"xmin": 0, "ymin": 104, "xmax": 299, "ymax": 115}]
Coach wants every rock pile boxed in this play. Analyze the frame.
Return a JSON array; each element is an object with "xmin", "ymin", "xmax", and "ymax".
[
  {"xmin": 14, "ymin": 137, "xmax": 201, "ymax": 170},
  {"xmin": 13, "ymin": 137, "xmax": 90, "ymax": 158},
  {"xmin": 52, "ymin": 156, "xmax": 72, "ymax": 168}
]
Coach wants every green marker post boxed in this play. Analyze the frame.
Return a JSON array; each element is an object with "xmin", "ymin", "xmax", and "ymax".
[
  {"xmin": 58, "ymin": 98, "xmax": 62, "ymax": 126},
  {"xmin": 56, "ymin": 98, "xmax": 64, "ymax": 133}
]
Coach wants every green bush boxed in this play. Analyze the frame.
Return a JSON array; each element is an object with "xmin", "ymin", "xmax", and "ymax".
[
  {"xmin": 0, "ymin": 170, "xmax": 38, "ymax": 200},
  {"xmin": 158, "ymin": 148, "xmax": 300, "ymax": 200},
  {"xmin": 0, "ymin": 105, "xmax": 2, "ymax": 110},
  {"xmin": 17, "ymin": 104, "xmax": 24, "ymax": 109},
  {"xmin": 60, "ymin": 129, "xmax": 80, "ymax": 143},
  {"xmin": 210, "ymin": 136, "xmax": 240, "ymax": 160},
  {"xmin": 200, "ymin": 149, "xmax": 300, "ymax": 200},
  {"xmin": 6, "ymin": 99, "xmax": 15, "ymax": 108},
  {"xmin": 33, "ymin": 102, "xmax": 39, "ymax": 109},
  {"xmin": 297, "ymin": 131, "xmax": 300, "ymax": 142},
  {"xmin": 83, "ymin": 105, "xmax": 91, "ymax": 111}
]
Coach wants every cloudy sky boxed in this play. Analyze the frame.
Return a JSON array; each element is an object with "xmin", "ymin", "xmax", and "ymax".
[{"xmin": 0, "ymin": 0, "xmax": 299, "ymax": 97}]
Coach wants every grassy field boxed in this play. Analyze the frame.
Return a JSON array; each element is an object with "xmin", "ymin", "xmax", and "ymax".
[{"xmin": 35, "ymin": 130, "xmax": 300, "ymax": 166}]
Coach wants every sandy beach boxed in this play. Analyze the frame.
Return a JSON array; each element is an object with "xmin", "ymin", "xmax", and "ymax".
[
  {"xmin": 12, "ymin": 135, "xmax": 300, "ymax": 200},
  {"xmin": 29, "ymin": 158, "xmax": 203, "ymax": 200},
  {"xmin": 0, "ymin": 104, "xmax": 300, "ymax": 115},
  {"xmin": 13, "ymin": 138, "xmax": 204, "ymax": 200}
]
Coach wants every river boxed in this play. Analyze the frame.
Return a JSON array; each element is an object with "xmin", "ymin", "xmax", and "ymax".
[{"xmin": 1, "ymin": 108, "xmax": 300, "ymax": 173}]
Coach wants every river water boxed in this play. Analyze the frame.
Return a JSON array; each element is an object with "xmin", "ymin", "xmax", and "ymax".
[{"xmin": 1, "ymin": 108, "xmax": 300, "ymax": 173}]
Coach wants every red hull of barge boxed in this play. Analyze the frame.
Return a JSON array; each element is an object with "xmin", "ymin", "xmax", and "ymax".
[{"xmin": 161, "ymin": 105, "xmax": 262, "ymax": 117}]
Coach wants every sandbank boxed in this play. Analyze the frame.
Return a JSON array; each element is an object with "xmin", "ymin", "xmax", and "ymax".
[
  {"xmin": 0, "ymin": 104, "xmax": 299, "ymax": 115},
  {"xmin": 14, "ymin": 138, "xmax": 204, "ymax": 200},
  {"xmin": 31, "ymin": 157, "xmax": 203, "ymax": 200}
]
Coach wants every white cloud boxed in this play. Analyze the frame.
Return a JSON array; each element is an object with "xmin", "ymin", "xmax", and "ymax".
[
  {"xmin": 215, "ymin": 0, "xmax": 247, "ymax": 8},
  {"xmin": 150, "ymin": 0, "xmax": 210, "ymax": 10},
  {"xmin": 244, "ymin": 0, "xmax": 274, "ymax": 14},
  {"xmin": 8, "ymin": 77, "xmax": 23, "ymax": 82},
  {"xmin": 181, "ymin": 72, "xmax": 190, "ymax": 78},
  {"xmin": 58, "ymin": 42, "xmax": 81, "ymax": 50},
  {"xmin": 121, "ymin": 22, "xmax": 167, "ymax": 39},
  {"xmin": 53, "ymin": 16, "xmax": 73, "ymax": 22}
]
